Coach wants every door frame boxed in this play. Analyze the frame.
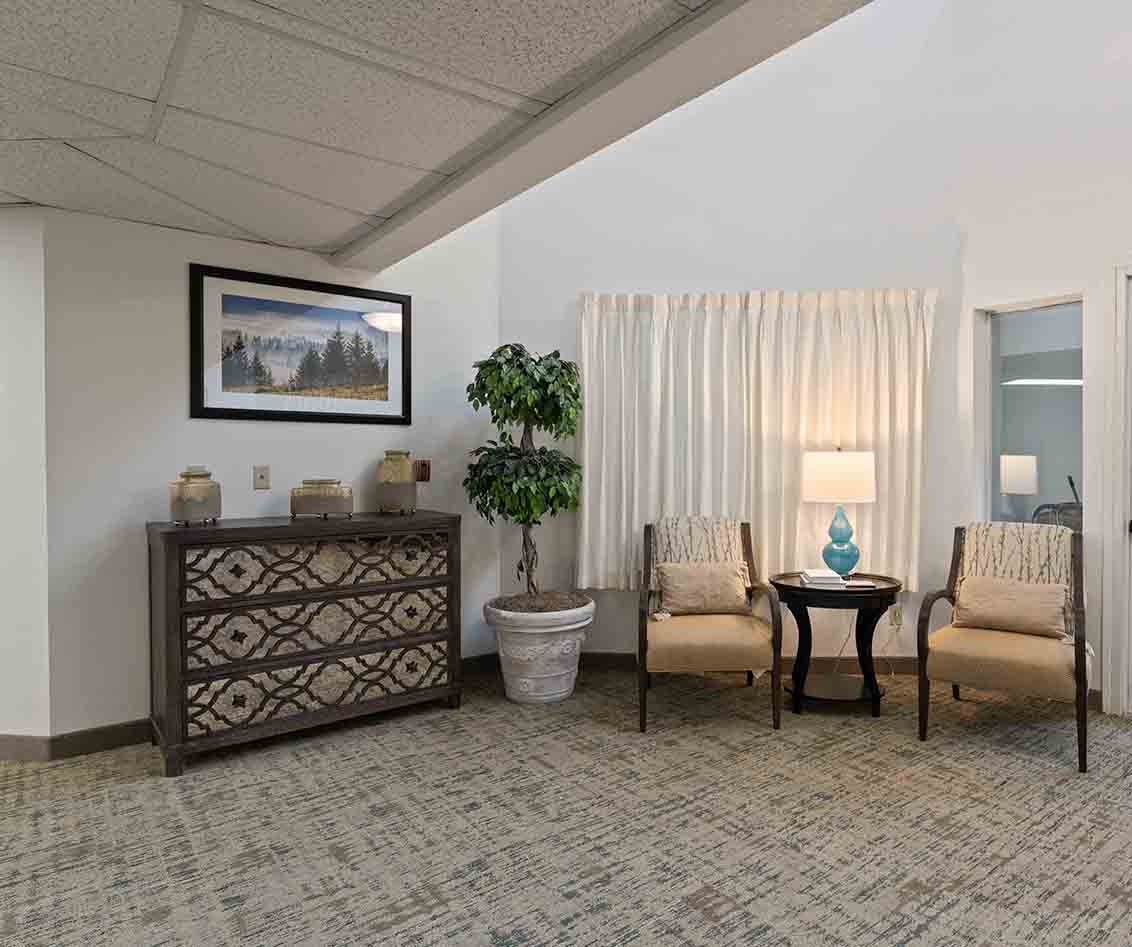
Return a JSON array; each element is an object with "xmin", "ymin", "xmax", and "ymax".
[{"xmin": 1103, "ymin": 267, "xmax": 1132, "ymax": 716}]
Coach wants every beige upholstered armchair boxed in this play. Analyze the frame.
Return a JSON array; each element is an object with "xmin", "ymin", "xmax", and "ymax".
[
  {"xmin": 637, "ymin": 517, "xmax": 783, "ymax": 733},
  {"xmin": 918, "ymin": 522, "xmax": 1088, "ymax": 771}
]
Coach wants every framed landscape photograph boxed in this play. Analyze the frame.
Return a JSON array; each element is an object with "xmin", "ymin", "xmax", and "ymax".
[{"xmin": 190, "ymin": 264, "xmax": 411, "ymax": 425}]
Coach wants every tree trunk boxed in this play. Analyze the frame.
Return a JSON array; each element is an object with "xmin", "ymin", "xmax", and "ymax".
[
  {"xmin": 519, "ymin": 421, "xmax": 538, "ymax": 595},
  {"xmin": 521, "ymin": 524, "xmax": 539, "ymax": 596}
]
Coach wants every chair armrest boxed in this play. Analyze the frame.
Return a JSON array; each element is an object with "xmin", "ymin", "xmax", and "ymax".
[
  {"xmin": 751, "ymin": 582, "xmax": 784, "ymax": 654},
  {"xmin": 917, "ymin": 589, "xmax": 953, "ymax": 659}
]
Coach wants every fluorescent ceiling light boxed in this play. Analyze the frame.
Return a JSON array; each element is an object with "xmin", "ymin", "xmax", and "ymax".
[{"xmin": 1001, "ymin": 378, "xmax": 1083, "ymax": 387}]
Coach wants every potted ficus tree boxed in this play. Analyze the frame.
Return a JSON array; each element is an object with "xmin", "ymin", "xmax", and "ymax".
[{"xmin": 464, "ymin": 343, "xmax": 595, "ymax": 703}]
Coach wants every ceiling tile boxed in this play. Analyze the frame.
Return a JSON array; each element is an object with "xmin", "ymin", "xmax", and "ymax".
[
  {"xmin": 79, "ymin": 139, "xmax": 373, "ymax": 248},
  {"xmin": 157, "ymin": 108, "xmax": 442, "ymax": 216},
  {"xmin": 0, "ymin": 64, "xmax": 153, "ymax": 134},
  {"xmin": 204, "ymin": 0, "xmax": 546, "ymax": 115},
  {"xmin": 0, "ymin": 0, "xmax": 183, "ymax": 98},
  {"xmin": 0, "ymin": 141, "xmax": 253, "ymax": 238},
  {"xmin": 170, "ymin": 12, "xmax": 530, "ymax": 172},
  {"xmin": 252, "ymin": 0, "xmax": 688, "ymax": 100},
  {"xmin": 0, "ymin": 87, "xmax": 124, "ymax": 139}
]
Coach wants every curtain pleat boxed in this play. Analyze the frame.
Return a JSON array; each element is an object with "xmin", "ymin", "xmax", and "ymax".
[{"xmin": 576, "ymin": 288, "xmax": 937, "ymax": 591}]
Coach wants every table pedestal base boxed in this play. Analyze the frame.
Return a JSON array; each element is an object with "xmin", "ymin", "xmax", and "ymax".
[{"xmin": 785, "ymin": 673, "xmax": 886, "ymax": 704}]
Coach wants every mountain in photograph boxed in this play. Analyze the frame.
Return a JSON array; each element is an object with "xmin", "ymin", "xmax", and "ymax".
[{"xmin": 220, "ymin": 294, "xmax": 399, "ymax": 401}]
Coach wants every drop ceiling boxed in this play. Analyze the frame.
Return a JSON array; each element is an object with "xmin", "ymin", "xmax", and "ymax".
[{"xmin": 0, "ymin": 0, "xmax": 869, "ymax": 268}]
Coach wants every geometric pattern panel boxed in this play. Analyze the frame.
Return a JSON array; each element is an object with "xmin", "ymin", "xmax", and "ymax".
[
  {"xmin": 184, "ymin": 587, "xmax": 448, "ymax": 669},
  {"xmin": 184, "ymin": 643, "xmax": 448, "ymax": 738},
  {"xmin": 183, "ymin": 533, "xmax": 449, "ymax": 603}
]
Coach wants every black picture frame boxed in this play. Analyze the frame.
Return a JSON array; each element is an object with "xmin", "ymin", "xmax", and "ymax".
[{"xmin": 189, "ymin": 263, "xmax": 411, "ymax": 425}]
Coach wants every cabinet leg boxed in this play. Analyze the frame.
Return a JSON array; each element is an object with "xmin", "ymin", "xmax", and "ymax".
[
  {"xmin": 163, "ymin": 749, "xmax": 184, "ymax": 778},
  {"xmin": 447, "ymin": 692, "xmax": 462, "ymax": 709}
]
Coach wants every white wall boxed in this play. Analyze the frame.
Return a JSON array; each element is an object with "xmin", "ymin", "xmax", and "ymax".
[
  {"xmin": 497, "ymin": 0, "xmax": 966, "ymax": 657},
  {"xmin": 39, "ymin": 208, "xmax": 502, "ymax": 734},
  {"xmin": 495, "ymin": 0, "xmax": 1132, "ymax": 660},
  {"xmin": 0, "ymin": 210, "xmax": 52, "ymax": 735}
]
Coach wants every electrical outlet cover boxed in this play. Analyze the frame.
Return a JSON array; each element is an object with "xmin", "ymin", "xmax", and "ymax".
[{"xmin": 253, "ymin": 465, "xmax": 271, "ymax": 490}]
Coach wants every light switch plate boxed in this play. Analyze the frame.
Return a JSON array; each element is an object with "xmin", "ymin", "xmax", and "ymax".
[{"xmin": 253, "ymin": 465, "xmax": 271, "ymax": 490}]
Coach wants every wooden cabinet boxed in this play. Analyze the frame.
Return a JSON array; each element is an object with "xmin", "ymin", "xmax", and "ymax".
[{"xmin": 148, "ymin": 512, "xmax": 461, "ymax": 776}]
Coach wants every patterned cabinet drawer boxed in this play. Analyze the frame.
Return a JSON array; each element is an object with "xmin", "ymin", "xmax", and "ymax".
[
  {"xmin": 184, "ymin": 587, "xmax": 448, "ymax": 670},
  {"xmin": 183, "ymin": 531, "xmax": 449, "ymax": 604},
  {"xmin": 184, "ymin": 642, "xmax": 450, "ymax": 740}
]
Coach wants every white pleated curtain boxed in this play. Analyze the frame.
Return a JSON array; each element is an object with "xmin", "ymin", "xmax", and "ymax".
[{"xmin": 577, "ymin": 290, "xmax": 936, "ymax": 590}]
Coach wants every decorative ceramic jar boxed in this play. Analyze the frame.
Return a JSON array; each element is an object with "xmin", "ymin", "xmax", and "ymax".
[
  {"xmin": 376, "ymin": 450, "xmax": 431, "ymax": 514},
  {"xmin": 290, "ymin": 479, "xmax": 353, "ymax": 519},
  {"xmin": 378, "ymin": 449, "xmax": 413, "ymax": 484},
  {"xmin": 170, "ymin": 466, "xmax": 221, "ymax": 524}
]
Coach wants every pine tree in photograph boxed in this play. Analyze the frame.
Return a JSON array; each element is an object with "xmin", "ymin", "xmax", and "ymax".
[
  {"xmin": 251, "ymin": 350, "xmax": 273, "ymax": 388},
  {"xmin": 292, "ymin": 345, "xmax": 323, "ymax": 390},
  {"xmin": 347, "ymin": 330, "xmax": 366, "ymax": 385},
  {"xmin": 361, "ymin": 338, "xmax": 379, "ymax": 384},
  {"xmin": 222, "ymin": 332, "xmax": 253, "ymax": 387},
  {"xmin": 231, "ymin": 332, "xmax": 251, "ymax": 384},
  {"xmin": 322, "ymin": 323, "xmax": 349, "ymax": 387}
]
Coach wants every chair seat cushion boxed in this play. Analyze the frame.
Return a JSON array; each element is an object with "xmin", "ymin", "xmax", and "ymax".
[
  {"xmin": 647, "ymin": 613, "xmax": 772, "ymax": 673},
  {"xmin": 927, "ymin": 624, "xmax": 1079, "ymax": 702}
]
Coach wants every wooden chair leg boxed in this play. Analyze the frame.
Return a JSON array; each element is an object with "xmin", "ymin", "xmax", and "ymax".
[
  {"xmin": 952, "ymin": 684, "xmax": 960, "ymax": 701},
  {"xmin": 918, "ymin": 673, "xmax": 929, "ymax": 741},
  {"xmin": 638, "ymin": 663, "xmax": 648, "ymax": 733},
  {"xmin": 771, "ymin": 657, "xmax": 782, "ymax": 730},
  {"xmin": 1077, "ymin": 684, "xmax": 1088, "ymax": 773},
  {"xmin": 746, "ymin": 670, "xmax": 754, "ymax": 687}
]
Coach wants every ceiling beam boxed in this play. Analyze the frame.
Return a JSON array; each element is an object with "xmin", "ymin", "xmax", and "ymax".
[
  {"xmin": 145, "ymin": 0, "xmax": 201, "ymax": 141},
  {"xmin": 332, "ymin": 0, "xmax": 873, "ymax": 271}
]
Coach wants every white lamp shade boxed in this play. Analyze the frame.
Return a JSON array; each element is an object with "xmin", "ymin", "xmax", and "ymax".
[
  {"xmin": 801, "ymin": 451, "xmax": 877, "ymax": 504},
  {"xmin": 1000, "ymin": 454, "xmax": 1038, "ymax": 495}
]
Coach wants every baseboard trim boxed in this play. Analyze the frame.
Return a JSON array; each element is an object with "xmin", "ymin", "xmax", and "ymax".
[
  {"xmin": 0, "ymin": 655, "xmax": 1104, "ymax": 762},
  {"xmin": 0, "ymin": 718, "xmax": 152, "ymax": 763},
  {"xmin": 464, "ymin": 652, "xmax": 920, "ymax": 675}
]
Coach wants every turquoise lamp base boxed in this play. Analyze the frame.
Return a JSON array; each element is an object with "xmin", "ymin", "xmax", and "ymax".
[{"xmin": 821, "ymin": 505, "xmax": 860, "ymax": 577}]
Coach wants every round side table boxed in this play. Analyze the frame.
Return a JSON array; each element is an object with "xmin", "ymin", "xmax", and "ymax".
[{"xmin": 768, "ymin": 572, "xmax": 902, "ymax": 717}]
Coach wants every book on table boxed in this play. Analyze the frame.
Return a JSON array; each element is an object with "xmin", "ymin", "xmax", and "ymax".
[{"xmin": 800, "ymin": 568, "xmax": 845, "ymax": 586}]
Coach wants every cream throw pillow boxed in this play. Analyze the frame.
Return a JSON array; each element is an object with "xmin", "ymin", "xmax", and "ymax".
[
  {"xmin": 953, "ymin": 575, "xmax": 1069, "ymax": 638},
  {"xmin": 656, "ymin": 561, "xmax": 749, "ymax": 615}
]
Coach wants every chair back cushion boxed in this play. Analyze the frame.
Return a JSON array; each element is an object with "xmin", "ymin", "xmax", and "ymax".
[
  {"xmin": 958, "ymin": 522, "xmax": 1076, "ymax": 634},
  {"xmin": 953, "ymin": 575, "xmax": 1068, "ymax": 638},
  {"xmin": 648, "ymin": 517, "xmax": 751, "ymax": 590},
  {"xmin": 656, "ymin": 561, "xmax": 749, "ymax": 614}
]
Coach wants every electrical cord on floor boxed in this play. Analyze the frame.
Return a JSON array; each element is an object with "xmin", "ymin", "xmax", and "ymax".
[{"xmin": 830, "ymin": 607, "xmax": 903, "ymax": 679}]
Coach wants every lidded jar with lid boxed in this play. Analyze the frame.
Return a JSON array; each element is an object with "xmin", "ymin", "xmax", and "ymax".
[
  {"xmin": 377, "ymin": 449, "xmax": 413, "ymax": 484},
  {"xmin": 170, "ymin": 465, "xmax": 221, "ymax": 524},
  {"xmin": 290, "ymin": 478, "xmax": 353, "ymax": 518}
]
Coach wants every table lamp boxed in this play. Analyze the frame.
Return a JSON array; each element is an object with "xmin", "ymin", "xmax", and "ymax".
[
  {"xmin": 802, "ymin": 450, "xmax": 877, "ymax": 576},
  {"xmin": 1000, "ymin": 454, "xmax": 1037, "ymax": 522}
]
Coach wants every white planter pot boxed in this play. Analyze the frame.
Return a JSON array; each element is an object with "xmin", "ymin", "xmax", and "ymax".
[{"xmin": 484, "ymin": 598, "xmax": 595, "ymax": 703}]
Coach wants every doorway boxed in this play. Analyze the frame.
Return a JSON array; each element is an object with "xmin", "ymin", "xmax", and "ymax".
[{"xmin": 987, "ymin": 301, "xmax": 1083, "ymax": 528}]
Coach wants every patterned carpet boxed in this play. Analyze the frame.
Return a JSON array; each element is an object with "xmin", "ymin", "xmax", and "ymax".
[{"xmin": 3, "ymin": 667, "xmax": 1132, "ymax": 947}]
